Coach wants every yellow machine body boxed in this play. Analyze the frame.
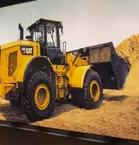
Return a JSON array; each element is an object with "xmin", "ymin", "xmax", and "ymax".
[
  {"xmin": 0, "ymin": 18, "xmax": 129, "ymax": 121},
  {"xmin": 0, "ymin": 40, "xmax": 92, "ymax": 100}
]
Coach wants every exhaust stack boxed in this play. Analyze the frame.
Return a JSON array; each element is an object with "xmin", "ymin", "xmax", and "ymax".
[{"xmin": 18, "ymin": 23, "xmax": 24, "ymax": 40}]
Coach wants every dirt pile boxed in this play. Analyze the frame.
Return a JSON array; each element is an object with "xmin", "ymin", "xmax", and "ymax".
[
  {"xmin": 115, "ymin": 34, "xmax": 139, "ymax": 95},
  {"xmin": 116, "ymin": 34, "xmax": 139, "ymax": 65}
]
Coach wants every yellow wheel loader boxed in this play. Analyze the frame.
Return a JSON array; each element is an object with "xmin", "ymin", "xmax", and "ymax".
[{"xmin": 0, "ymin": 18, "xmax": 130, "ymax": 121}]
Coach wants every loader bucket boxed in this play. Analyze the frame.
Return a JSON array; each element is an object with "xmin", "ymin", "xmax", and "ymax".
[{"xmin": 88, "ymin": 42, "xmax": 130, "ymax": 90}]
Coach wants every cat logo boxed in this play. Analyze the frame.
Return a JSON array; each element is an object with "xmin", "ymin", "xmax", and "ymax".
[{"xmin": 20, "ymin": 46, "xmax": 33, "ymax": 55}]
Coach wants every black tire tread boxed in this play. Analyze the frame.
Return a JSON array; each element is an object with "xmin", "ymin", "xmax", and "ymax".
[
  {"xmin": 22, "ymin": 70, "xmax": 55, "ymax": 121},
  {"xmin": 71, "ymin": 69, "xmax": 103, "ymax": 109}
]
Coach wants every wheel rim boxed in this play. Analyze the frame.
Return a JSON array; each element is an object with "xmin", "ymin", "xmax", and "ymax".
[
  {"xmin": 34, "ymin": 84, "xmax": 50, "ymax": 110},
  {"xmin": 90, "ymin": 80, "xmax": 100, "ymax": 102}
]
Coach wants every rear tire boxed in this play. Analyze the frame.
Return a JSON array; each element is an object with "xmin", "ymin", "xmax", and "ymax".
[
  {"xmin": 71, "ymin": 69, "xmax": 103, "ymax": 109},
  {"xmin": 22, "ymin": 70, "xmax": 55, "ymax": 122}
]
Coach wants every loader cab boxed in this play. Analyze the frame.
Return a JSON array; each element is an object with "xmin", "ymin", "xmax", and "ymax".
[{"xmin": 27, "ymin": 18, "xmax": 65, "ymax": 64}]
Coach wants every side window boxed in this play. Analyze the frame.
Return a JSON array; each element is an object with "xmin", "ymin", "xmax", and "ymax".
[
  {"xmin": 33, "ymin": 26, "xmax": 45, "ymax": 43},
  {"xmin": 47, "ymin": 23, "xmax": 58, "ymax": 47}
]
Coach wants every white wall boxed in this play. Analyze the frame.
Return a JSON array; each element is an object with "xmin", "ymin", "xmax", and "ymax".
[{"xmin": 0, "ymin": 0, "xmax": 139, "ymax": 51}]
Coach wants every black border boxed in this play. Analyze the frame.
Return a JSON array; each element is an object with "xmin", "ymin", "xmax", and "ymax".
[
  {"xmin": 0, "ymin": 1, "xmax": 139, "ymax": 145},
  {"xmin": 0, "ymin": 120, "xmax": 138, "ymax": 145},
  {"xmin": 0, "ymin": 0, "xmax": 35, "ymax": 8}
]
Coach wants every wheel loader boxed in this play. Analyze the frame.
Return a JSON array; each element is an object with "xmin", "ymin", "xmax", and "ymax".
[{"xmin": 0, "ymin": 18, "xmax": 130, "ymax": 121}]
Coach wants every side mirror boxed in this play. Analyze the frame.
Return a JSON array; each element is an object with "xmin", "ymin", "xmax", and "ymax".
[
  {"xmin": 59, "ymin": 23, "xmax": 63, "ymax": 36},
  {"xmin": 61, "ymin": 27, "xmax": 63, "ymax": 34},
  {"xmin": 62, "ymin": 41, "xmax": 67, "ymax": 55},
  {"xmin": 62, "ymin": 41, "xmax": 67, "ymax": 64}
]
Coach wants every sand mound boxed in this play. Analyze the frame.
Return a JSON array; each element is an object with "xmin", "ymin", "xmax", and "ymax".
[
  {"xmin": 115, "ymin": 34, "xmax": 139, "ymax": 95},
  {"xmin": 116, "ymin": 34, "xmax": 139, "ymax": 65}
]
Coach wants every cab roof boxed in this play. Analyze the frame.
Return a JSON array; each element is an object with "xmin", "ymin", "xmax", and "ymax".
[{"xmin": 27, "ymin": 18, "xmax": 62, "ymax": 31}]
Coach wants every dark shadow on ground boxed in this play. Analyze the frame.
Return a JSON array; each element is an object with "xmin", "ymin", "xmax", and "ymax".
[
  {"xmin": 136, "ymin": 107, "xmax": 139, "ymax": 111},
  {"xmin": 103, "ymin": 95, "xmax": 128, "ymax": 102},
  {"xmin": 0, "ymin": 99, "xmax": 77, "ymax": 123},
  {"xmin": 0, "ymin": 96, "xmax": 128, "ymax": 123},
  {"xmin": 0, "ymin": 103, "xmax": 29, "ymax": 123},
  {"xmin": 0, "ymin": 95, "xmax": 128, "ymax": 124},
  {"xmin": 52, "ymin": 99, "xmax": 77, "ymax": 118}
]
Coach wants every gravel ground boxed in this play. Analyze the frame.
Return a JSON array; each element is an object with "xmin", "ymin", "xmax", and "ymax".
[{"xmin": 0, "ymin": 88, "xmax": 138, "ymax": 141}]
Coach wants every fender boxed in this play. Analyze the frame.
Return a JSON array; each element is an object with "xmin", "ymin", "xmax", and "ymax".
[
  {"xmin": 16, "ymin": 56, "xmax": 54, "ymax": 83},
  {"xmin": 69, "ymin": 65, "xmax": 92, "ymax": 88}
]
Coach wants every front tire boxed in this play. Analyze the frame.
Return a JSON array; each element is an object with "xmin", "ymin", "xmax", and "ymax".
[
  {"xmin": 71, "ymin": 69, "xmax": 103, "ymax": 109},
  {"xmin": 22, "ymin": 70, "xmax": 55, "ymax": 122}
]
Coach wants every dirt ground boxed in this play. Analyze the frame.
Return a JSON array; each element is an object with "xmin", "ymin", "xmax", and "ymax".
[
  {"xmin": 0, "ymin": 89, "xmax": 138, "ymax": 141},
  {"xmin": 0, "ymin": 34, "xmax": 139, "ymax": 141}
]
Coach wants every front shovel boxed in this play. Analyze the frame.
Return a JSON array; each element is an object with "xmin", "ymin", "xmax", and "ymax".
[{"xmin": 88, "ymin": 42, "xmax": 130, "ymax": 90}]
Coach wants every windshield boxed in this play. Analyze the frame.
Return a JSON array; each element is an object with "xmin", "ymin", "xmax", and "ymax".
[{"xmin": 31, "ymin": 23, "xmax": 58, "ymax": 47}]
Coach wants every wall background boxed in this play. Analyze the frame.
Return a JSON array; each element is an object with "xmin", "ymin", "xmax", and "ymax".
[{"xmin": 0, "ymin": 0, "xmax": 139, "ymax": 51}]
